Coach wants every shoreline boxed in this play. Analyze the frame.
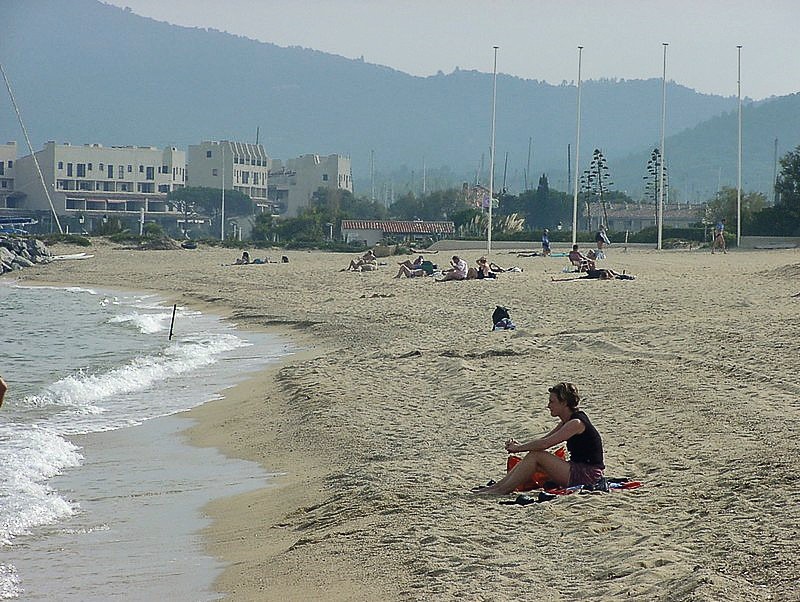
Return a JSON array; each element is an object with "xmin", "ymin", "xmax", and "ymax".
[{"xmin": 10, "ymin": 241, "xmax": 800, "ymax": 601}]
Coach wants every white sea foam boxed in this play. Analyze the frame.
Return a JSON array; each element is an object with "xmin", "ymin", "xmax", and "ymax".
[
  {"xmin": 0, "ymin": 284, "xmax": 289, "ymax": 599},
  {"xmin": 0, "ymin": 425, "xmax": 81, "ymax": 546},
  {"xmin": 108, "ymin": 310, "xmax": 171, "ymax": 334},
  {"xmin": 0, "ymin": 564, "xmax": 21, "ymax": 600}
]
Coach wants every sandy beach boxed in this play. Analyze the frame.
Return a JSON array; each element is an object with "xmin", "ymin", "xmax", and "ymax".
[{"xmin": 12, "ymin": 241, "xmax": 800, "ymax": 601}]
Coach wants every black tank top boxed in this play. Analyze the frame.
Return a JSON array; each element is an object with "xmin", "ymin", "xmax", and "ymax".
[{"xmin": 567, "ymin": 411, "xmax": 605, "ymax": 468}]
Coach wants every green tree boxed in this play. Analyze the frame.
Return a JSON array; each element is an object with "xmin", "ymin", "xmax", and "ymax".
[
  {"xmin": 705, "ymin": 186, "xmax": 768, "ymax": 231},
  {"xmin": 748, "ymin": 147, "xmax": 800, "ymax": 235},
  {"xmin": 498, "ymin": 175, "xmax": 572, "ymax": 230},
  {"xmin": 142, "ymin": 221, "xmax": 165, "ymax": 238},
  {"xmin": 586, "ymin": 149, "xmax": 613, "ymax": 228},
  {"xmin": 167, "ymin": 187, "xmax": 254, "ymax": 217}
]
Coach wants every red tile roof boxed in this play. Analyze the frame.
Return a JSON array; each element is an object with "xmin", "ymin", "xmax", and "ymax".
[{"xmin": 340, "ymin": 220, "xmax": 455, "ymax": 234}]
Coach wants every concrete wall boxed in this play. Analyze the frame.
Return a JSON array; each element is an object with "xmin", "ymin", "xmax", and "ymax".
[{"xmin": 739, "ymin": 236, "xmax": 800, "ymax": 249}]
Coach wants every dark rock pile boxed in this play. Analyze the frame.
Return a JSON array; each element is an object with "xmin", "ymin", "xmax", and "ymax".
[{"xmin": 0, "ymin": 237, "xmax": 52, "ymax": 274}]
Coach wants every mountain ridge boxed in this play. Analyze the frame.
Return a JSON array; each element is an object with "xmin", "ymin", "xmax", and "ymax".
[{"xmin": 1, "ymin": 0, "xmax": 796, "ymax": 200}]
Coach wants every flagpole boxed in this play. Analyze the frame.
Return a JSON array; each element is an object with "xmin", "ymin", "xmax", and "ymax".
[
  {"xmin": 487, "ymin": 45, "xmax": 499, "ymax": 258},
  {"xmin": 571, "ymin": 46, "xmax": 583, "ymax": 245},
  {"xmin": 737, "ymin": 45, "xmax": 743, "ymax": 247},
  {"xmin": 220, "ymin": 143, "xmax": 226, "ymax": 240},
  {"xmin": 657, "ymin": 43, "xmax": 668, "ymax": 250}
]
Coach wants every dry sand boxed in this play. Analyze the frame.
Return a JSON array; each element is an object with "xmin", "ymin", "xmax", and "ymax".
[{"xmin": 12, "ymin": 240, "xmax": 800, "ymax": 601}]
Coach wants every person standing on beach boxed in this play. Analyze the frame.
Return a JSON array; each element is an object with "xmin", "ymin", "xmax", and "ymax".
[
  {"xmin": 595, "ymin": 225, "xmax": 611, "ymax": 259},
  {"xmin": 0, "ymin": 375, "xmax": 7, "ymax": 408},
  {"xmin": 712, "ymin": 219, "xmax": 727, "ymax": 254},
  {"xmin": 473, "ymin": 382, "xmax": 605, "ymax": 494},
  {"xmin": 541, "ymin": 229, "xmax": 551, "ymax": 256}
]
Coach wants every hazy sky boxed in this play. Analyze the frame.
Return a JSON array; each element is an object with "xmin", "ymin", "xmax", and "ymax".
[{"xmin": 105, "ymin": 0, "xmax": 795, "ymax": 100}]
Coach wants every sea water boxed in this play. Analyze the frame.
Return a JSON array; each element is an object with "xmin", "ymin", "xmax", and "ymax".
[{"xmin": 0, "ymin": 282, "xmax": 290, "ymax": 599}]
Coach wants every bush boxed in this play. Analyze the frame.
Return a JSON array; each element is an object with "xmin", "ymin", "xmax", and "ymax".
[
  {"xmin": 39, "ymin": 233, "xmax": 92, "ymax": 247},
  {"xmin": 623, "ymin": 227, "xmax": 709, "ymax": 244}
]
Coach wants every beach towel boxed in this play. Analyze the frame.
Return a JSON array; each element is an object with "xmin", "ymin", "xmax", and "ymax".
[{"xmin": 499, "ymin": 478, "xmax": 643, "ymax": 505}]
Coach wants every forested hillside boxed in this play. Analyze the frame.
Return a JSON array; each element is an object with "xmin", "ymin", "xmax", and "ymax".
[{"xmin": 2, "ymin": 0, "xmax": 795, "ymax": 201}]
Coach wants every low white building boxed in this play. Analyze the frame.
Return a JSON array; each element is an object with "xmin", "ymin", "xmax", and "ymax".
[
  {"xmin": 593, "ymin": 202, "xmax": 701, "ymax": 232},
  {"xmin": 13, "ymin": 141, "xmax": 185, "ymax": 231},
  {"xmin": 269, "ymin": 154, "xmax": 352, "ymax": 217},
  {"xmin": 187, "ymin": 140, "xmax": 270, "ymax": 208},
  {"xmin": 340, "ymin": 220, "xmax": 455, "ymax": 247},
  {"xmin": 0, "ymin": 142, "xmax": 17, "ymax": 208}
]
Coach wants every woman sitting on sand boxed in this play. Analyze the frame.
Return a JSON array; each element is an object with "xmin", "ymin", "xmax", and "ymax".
[
  {"xmin": 348, "ymin": 250, "xmax": 377, "ymax": 271},
  {"xmin": 398, "ymin": 255, "xmax": 425, "ymax": 271},
  {"xmin": 473, "ymin": 382, "xmax": 605, "ymax": 494}
]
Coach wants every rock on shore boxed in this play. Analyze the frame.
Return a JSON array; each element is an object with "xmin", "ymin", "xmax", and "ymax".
[{"xmin": 0, "ymin": 236, "xmax": 52, "ymax": 273}]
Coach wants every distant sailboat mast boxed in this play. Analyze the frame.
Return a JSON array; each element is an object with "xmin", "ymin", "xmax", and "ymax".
[{"xmin": 0, "ymin": 62, "xmax": 63, "ymax": 233}]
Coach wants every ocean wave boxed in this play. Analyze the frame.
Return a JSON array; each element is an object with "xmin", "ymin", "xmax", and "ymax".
[
  {"xmin": 0, "ymin": 425, "xmax": 81, "ymax": 546},
  {"xmin": 108, "ymin": 310, "xmax": 171, "ymax": 334},
  {"xmin": 33, "ymin": 333, "xmax": 248, "ymax": 411}
]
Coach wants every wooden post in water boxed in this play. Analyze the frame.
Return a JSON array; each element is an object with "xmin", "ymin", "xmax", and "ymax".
[{"xmin": 169, "ymin": 304, "xmax": 177, "ymax": 340}]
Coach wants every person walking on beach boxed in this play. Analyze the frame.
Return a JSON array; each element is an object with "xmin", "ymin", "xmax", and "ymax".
[
  {"xmin": 541, "ymin": 229, "xmax": 551, "ymax": 256},
  {"xmin": 473, "ymin": 382, "xmax": 605, "ymax": 494},
  {"xmin": 595, "ymin": 225, "xmax": 611, "ymax": 259},
  {"xmin": 712, "ymin": 219, "xmax": 727, "ymax": 254}
]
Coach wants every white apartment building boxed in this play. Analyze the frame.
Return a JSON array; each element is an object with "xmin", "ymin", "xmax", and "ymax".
[
  {"xmin": 13, "ymin": 141, "xmax": 185, "ymax": 230},
  {"xmin": 268, "ymin": 154, "xmax": 352, "ymax": 217},
  {"xmin": 187, "ymin": 140, "xmax": 270, "ymax": 205},
  {"xmin": 0, "ymin": 142, "xmax": 16, "ymax": 208}
]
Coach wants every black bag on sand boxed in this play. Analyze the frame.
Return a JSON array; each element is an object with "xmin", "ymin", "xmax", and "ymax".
[{"xmin": 492, "ymin": 306, "xmax": 510, "ymax": 329}]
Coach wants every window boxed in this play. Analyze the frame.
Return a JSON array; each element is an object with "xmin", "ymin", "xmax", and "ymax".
[
  {"xmin": 58, "ymin": 161, "xmax": 64, "ymax": 170},
  {"xmin": 99, "ymin": 163, "xmax": 104, "ymax": 170},
  {"xmin": 253, "ymin": 172, "xmax": 259, "ymax": 185},
  {"xmin": 322, "ymin": 174, "xmax": 328, "ymax": 181},
  {"xmin": 162, "ymin": 164, "xmax": 168, "ymax": 173},
  {"xmin": 206, "ymin": 150, "xmax": 212, "ymax": 158},
  {"xmin": 1, "ymin": 181, "xmax": 6, "ymax": 188},
  {"xmin": 212, "ymin": 168, "xmax": 218, "ymax": 176},
  {"xmin": 88, "ymin": 163, "xmax": 93, "ymax": 171},
  {"xmin": 158, "ymin": 184, "xmax": 170, "ymax": 193},
  {"xmin": 0, "ymin": 164, "xmax": 3, "ymax": 175},
  {"xmin": 8, "ymin": 161, "xmax": 12, "ymax": 168},
  {"xmin": 77, "ymin": 164, "xmax": 86, "ymax": 177},
  {"xmin": 67, "ymin": 163, "xmax": 73, "ymax": 176},
  {"xmin": 139, "ymin": 165, "xmax": 144, "ymax": 173},
  {"xmin": 118, "ymin": 165, "xmax": 125, "ymax": 179},
  {"xmin": 241, "ymin": 171, "xmax": 249, "ymax": 184},
  {"xmin": 127, "ymin": 165, "xmax": 132, "ymax": 172},
  {"xmin": 146, "ymin": 166, "xmax": 154, "ymax": 180},
  {"xmin": 108, "ymin": 165, "xmax": 114, "ymax": 178}
]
